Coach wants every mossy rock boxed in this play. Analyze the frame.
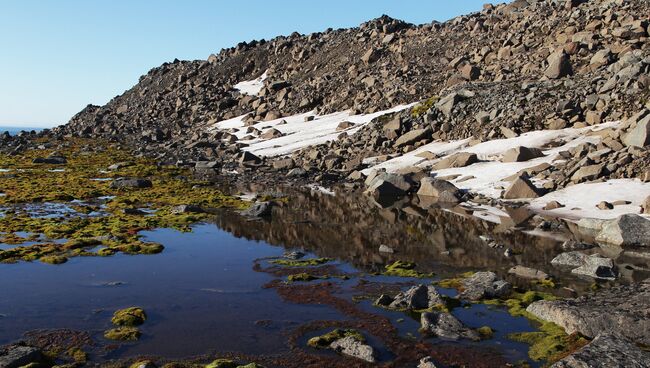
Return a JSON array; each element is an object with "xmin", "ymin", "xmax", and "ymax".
[
  {"xmin": 66, "ymin": 347, "xmax": 87, "ymax": 363},
  {"xmin": 383, "ymin": 260, "xmax": 434, "ymax": 278},
  {"xmin": 40, "ymin": 255, "xmax": 68, "ymax": 265},
  {"xmin": 477, "ymin": 326, "xmax": 494, "ymax": 339},
  {"xmin": 205, "ymin": 359, "xmax": 237, "ymax": 368},
  {"xmin": 111, "ymin": 307, "xmax": 147, "ymax": 326},
  {"xmin": 307, "ymin": 329, "xmax": 365, "ymax": 349},
  {"xmin": 104, "ymin": 326, "xmax": 141, "ymax": 341}
]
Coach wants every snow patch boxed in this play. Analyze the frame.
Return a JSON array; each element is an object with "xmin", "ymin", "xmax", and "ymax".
[
  {"xmin": 211, "ymin": 104, "xmax": 413, "ymax": 157},
  {"xmin": 529, "ymin": 179, "xmax": 650, "ymax": 220},
  {"xmin": 233, "ymin": 71, "xmax": 268, "ymax": 96}
]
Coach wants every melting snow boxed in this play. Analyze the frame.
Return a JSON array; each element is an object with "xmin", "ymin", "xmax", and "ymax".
[
  {"xmin": 233, "ymin": 71, "xmax": 268, "ymax": 96},
  {"xmin": 211, "ymin": 104, "xmax": 413, "ymax": 157}
]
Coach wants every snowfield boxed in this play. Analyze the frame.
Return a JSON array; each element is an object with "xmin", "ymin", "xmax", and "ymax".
[{"xmin": 233, "ymin": 71, "xmax": 268, "ymax": 96}]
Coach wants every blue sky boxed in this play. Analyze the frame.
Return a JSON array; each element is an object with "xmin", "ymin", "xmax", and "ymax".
[{"xmin": 0, "ymin": 0, "xmax": 488, "ymax": 128}]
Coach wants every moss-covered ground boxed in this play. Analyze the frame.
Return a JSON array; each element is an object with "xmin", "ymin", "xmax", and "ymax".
[{"xmin": 0, "ymin": 138, "xmax": 248, "ymax": 264}]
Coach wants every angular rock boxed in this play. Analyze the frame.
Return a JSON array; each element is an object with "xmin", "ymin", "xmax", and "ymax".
[
  {"xmin": 240, "ymin": 151, "xmax": 262, "ymax": 166},
  {"xmin": 330, "ymin": 336, "xmax": 377, "ymax": 363},
  {"xmin": 571, "ymin": 255, "xmax": 617, "ymax": 280},
  {"xmin": 417, "ymin": 178, "xmax": 461, "ymax": 203},
  {"xmin": 571, "ymin": 164, "xmax": 604, "ymax": 183},
  {"xmin": 545, "ymin": 52, "xmax": 573, "ymax": 79},
  {"xmin": 418, "ymin": 357, "xmax": 439, "ymax": 368},
  {"xmin": 501, "ymin": 146, "xmax": 545, "ymax": 162},
  {"xmin": 378, "ymin": 244, "xmax": 394, "ymax": 254},
  {"xmin": 459, "ymin": 271, "xmax": 511, "ymax": 301},
  {"xmin": 388, "ymin": 284, "xmax": 444, "ymax": 310},
  {"xmin": 336, "ymin": 121, "xmax": 355, "ymax": 131},
  {"xmin": 551, "ymin": 251, "xmax": 589, "ymax": 267},
  {"xmin": 503, "ymin": 175, "xmax": 542, "ymax": 199},
  {"xmin": 420, "ymin": 311, "xmax": 480, "ymax": 341},
  {"xmin": 623, "ymin": 113, "xmax": 650, "ymax": 147},
  {"xmin": 395, "ymin": 128, "xmax": 430, "ymax": 147},
  {"xmin": 260, "ymin": 128, "xmax": 283, "ymax": 139},
  {"xmin": 595, "ymin": 214, "xmax": 650, "ymax": 247},
  {"xmin": 365, "ymin": 172, "xmax": 413, "ymax": 199},
  {"xmin": 431, "ymin": 152, "xmax": 478, "ymax": 170}
]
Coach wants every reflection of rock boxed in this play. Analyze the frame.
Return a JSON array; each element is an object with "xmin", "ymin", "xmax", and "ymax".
[
  {"xmin": 550, "ymin": 334, "xmax": 650, "ymax": 368},
  {"xmin": 242, "ymin": 202, "xmax": 274, "ymax": 218},
  {"xmin": 330, "ymin": 336, "xmax": 377, "ymax": 363},
  {"xmin": 527, "ymin": 280, "xmax": 650, "ymax": 345},
  {"xmin": 420, "ymin": 311, "xmax": 480, "ymax": 341},
  {"xmin": 459, "ymin": 272, "xmax": 511, "ymax": 301}
]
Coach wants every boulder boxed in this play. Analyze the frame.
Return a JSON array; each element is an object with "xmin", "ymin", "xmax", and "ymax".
[
  {"xmin": 571, "ymin": 255, "xmax": 617, "ymax": 280},
  {"xmin": 595, "ymin": 214, "xmax": 650, "ymax": 247},
  {"xmin": 623, "ymin": 113, "xmax": 650, "ymax": 147},
  {"xmin": 431, "ymin": 152, "xmax": 478, "ymax": 170},
  {"xmin": 501, "ymin": 146, "xmax": 545, "ymax": 162},
  {"xmin": 330, "ymin": 336, "xmax": 377, "ymax": 363},
  {"xmin": 365, "ymin": 172, "xmax": 413, "ymax": 198},
  {"xmin": 503, "ymin": 175, "xmax": 543, "ymax": 199},
  {"xmin": 420, "ymin": 311, "xmax": 480, "ymax": 341},
  {"xmin": 551, "ymin": 334, "xmax": 650, "ymax": 368},
  {"xmin": 526, "ymin": 280, "xmax": 650, "ymax": 345},
  {"xmin": 395, "ymin": 128, "xmax": 430, "ymax": 147},
  {"xmin": 110, "ymin": 178, "xmax": 152, "ymax": 189},
  {"xmin": 418, "ymin": 357, "xmax": 439, "ymax": 368},
  {"xmin": 459, "ymin": 272, "xmax": 511, "ymax": 301},
  {"xmin": 240, "ymin": 151, "xmax": 262, "ymax": 166},
  {"xmin": 386, "ymin": 284, "xmax": 445, "ymax": 310},
  {"xmin": 378, "ymin": 244, "xmax": 394, "ymax": 254},
  {"xmin": 545, "ymin": 51, "xmax": 573, "ymax": 79},
  {"xmin": 571, "ymin": 164, "xmax": 604, "ymax": 183},
  {"xmin": 336, "ymin": 121, "xmax": 355, "ymax": 131},
  {"xmin": 361, "ymin": 47, "xmax": 381, "ymax": 64},
  {"xmin": 260, "ymin": 128, "xmax": 283, "ymax": 139},
  {"xmin": 551, "ymin": 251, "xmax": 589, "ymax": 267},
  {"xmin": 417, "ymin": 178, "xmax": 461, "ymax": 203}
]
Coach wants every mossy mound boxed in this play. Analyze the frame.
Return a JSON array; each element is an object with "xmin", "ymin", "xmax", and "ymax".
[
  {"xmin": 104, "ymin": 326, "xmax": 141, "ymax": 341},
  {"xmin": 111, "ymin": 307, "xmax": 147, "ymax": 326},
  {"xmin": 477, "ymin": 326, "xmax": 494, "ymax": 339},
  {"xmin": 383, "ymin": 260, "xmax": 434, "ymax": 278},
  {"xmin": 307, "ymin": 329, "xmax": 365, "ymax": 349}
]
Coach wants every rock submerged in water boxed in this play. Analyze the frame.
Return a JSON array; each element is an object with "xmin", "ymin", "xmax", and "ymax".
[
  {"xmin": 420, "ymin": 311, "xmax": 480, "ymax": 341},
  {"xmin": 459, "ymin": 271, "xmax": 511, "ymax": 301},
  {"xmin": 0, "ymin": 344, "xmax": 43, "ymax": 368},
  {"xmin": 330, "ymin": 336, "xmax": 377, "ymax": 363},
  {"xmin": 377, "ymin": 284, "xmax": 444, "ymax": 310}
]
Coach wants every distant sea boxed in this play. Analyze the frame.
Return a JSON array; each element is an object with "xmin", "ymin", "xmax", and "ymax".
[{"xmin": 0, "ymin": 126, "xmax": 46, "ymax": 135}]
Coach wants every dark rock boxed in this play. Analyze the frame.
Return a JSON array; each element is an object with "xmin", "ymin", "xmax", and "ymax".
[{"xmin": 110, "ymin": 178, "xmax": 153, "ymax": 189}]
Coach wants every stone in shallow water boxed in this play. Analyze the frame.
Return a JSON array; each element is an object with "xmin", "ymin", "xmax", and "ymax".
[
  {"xmin": 330, "ymin": 336, "xmax": 377, "ymax": 363},
  {"xmin": 0, "ymin": 345, "xmax": 43, "ymax": 368},
  {"xmin": 459, "ymin": 271, "xmax": 511, "ymax": 301},
  {"xmin": 420, "ymin": 311, "xmax": 480, "ymax": 341}
]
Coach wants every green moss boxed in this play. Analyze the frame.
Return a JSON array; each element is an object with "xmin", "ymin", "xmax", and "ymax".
[
  {"xmin": 104, "ymin": 326, "xmax": 141, "ymax": 341},
  {"xmin": 66, "ymin": 347, "xmax": 87, "ymax": 363},
  {"xmin": 411, "ymin": 96, "xmax": 439, "ymax": 118},
  {"xmin": 433, "ymin": 271, "xmax": 475, "ymax": 289},
  {"xmin": 287, "ymin": 273, "xmax": 324, "ymax": 282},
  {"xmin": 383, "ymin": 260, "xmax": 434, "ymax": 278},
  {"xmin": 205, "ymin": 359, "xmax": 238, "ymax": 368},
  {"xmin": 0, "ymin": 139, "xmax": 249, "ymax": 265},
  {"xmin": 111, "ymin": 307, "xmax": 147, "ymax": 326},
  {"xmin": 270, "ymin": 258, "xmax": 332, "ymax": 267},
  {"xmin": 307, "ymin": 329, "xmax": 365, "ymax": 349},
  {"xmin": 509, "ymin": 328, "xmax": 588, "ymax": 362},
  {"xmin": 40, "ymin": 255, "xmax": 68, "ymax": 265},
  {"xmin": 477, "ymin": 326, "xmax": 494, "ymax": 339}
]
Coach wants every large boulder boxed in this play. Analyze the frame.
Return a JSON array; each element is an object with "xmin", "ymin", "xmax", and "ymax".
[
  {"xmin": 417, "ymin": 178, "xmax": 461, "ymax": 203},
  {"xmin": 503, "ymin": 175, "xmax": 543, "ymax": 199},
  {"xmin": 551, "ymin": 334, "xmax": 650, "ymax": 368},
  {"xmin": 545, "ymin": 51, "xmax": 573, "ymax": 79},
  {"xmin": 526, "ymin": 280, "xmax": 650, "ymax": 345},
  {"xmin": 595, "ymin": 214, "xmax": 650, "ymax": 247},
  {"xmin": 501, "ymin": 146, "xmax": 545, "ymax": 162},
  {"xmin": 623, "ymin": 113, "xmax": 650, "ymax": 148},
  {"xmin": 420, "ymin": 311, "xmax": 480, "ymax": 341},
  {"xmin": 551, "ymin": 252, "xmax": 617, "ymax": 280},
  {"xmin": 365, "ymin": 172, "xmax": 413, "ymax": 198},
  {"xmin": 459, "ymin": 272, "xmax": 511, "ymax": 301}
]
